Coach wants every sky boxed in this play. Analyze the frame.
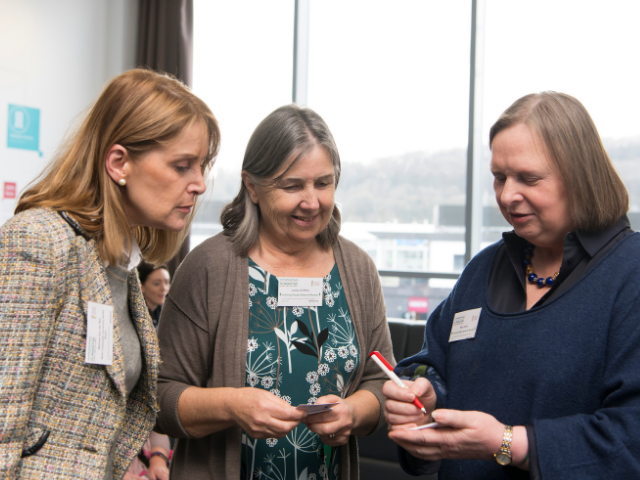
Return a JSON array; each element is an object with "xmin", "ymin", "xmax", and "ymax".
[{"xmin": 193, "ymin": 0, "xmax": 640, "ymax": 180}]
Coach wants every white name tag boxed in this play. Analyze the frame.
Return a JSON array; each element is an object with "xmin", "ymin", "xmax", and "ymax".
[
  {"xmin": 449, "ymin": 307, "xmax": 481, "ymax": 343},
  {"xmin": 278, "ymin": 277, "xmax": 323, "ymax": 307},
  {"xmin": 85, "ymin": 301, "xmax": 114, "ymax": 365}
]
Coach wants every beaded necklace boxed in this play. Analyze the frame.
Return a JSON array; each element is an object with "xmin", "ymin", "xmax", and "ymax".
[{"xmin": 523, "ymin": 242, "xmax": 559, "ymax": 288}]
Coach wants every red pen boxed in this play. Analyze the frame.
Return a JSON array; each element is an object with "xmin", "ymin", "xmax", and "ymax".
[{"xmin": 370, "ymin": 351, "xmax": 427, "ymax": 414}]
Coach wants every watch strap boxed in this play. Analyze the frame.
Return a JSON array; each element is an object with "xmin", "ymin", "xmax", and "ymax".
[
  {"xmin": 149, "ymin": 451, "xmax": 170, "ymax": 467},
  {"xmin": 494, "ymin": 424, "xmax": 513, "ymax": 465}
]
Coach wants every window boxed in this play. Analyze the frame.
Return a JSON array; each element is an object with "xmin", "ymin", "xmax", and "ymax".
[{"xmin": 191, "ymin": 1, "xmax": 640, "ymax": 319}]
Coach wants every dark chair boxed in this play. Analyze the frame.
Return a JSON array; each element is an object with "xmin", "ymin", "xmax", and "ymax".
[{"xmin": 358, "ymin": 319, "xmax": 436, "ymax": 479}]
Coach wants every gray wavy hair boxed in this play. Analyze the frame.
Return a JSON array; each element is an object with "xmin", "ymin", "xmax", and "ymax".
[{"xmin": 221, "ymin": 104, "xmax": 341, "ymax": 256}]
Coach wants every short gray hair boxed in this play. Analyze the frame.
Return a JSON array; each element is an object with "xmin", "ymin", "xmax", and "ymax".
[{"xmin": 221, "ymin": 104, "xmax": 342, "ymax": 255}]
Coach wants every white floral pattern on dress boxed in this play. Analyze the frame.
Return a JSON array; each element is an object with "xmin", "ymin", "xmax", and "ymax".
[
  {"xmin": 308, "ymin": 397, "xmax": 318, "ymax": 405},
  {"xmin": 306, "ymin": 371, "xmax": 319, "ymax": 384},
  {"xmin": 324, "ymin": 348, "xmax": 336, "ymax": 363},
  {"xmin": 338, "ymin": 346, "xmax": 349, "ymax": 358},
  {"xmin": 270, "ymin": 388, "xmax": 281, "ymax": 397},
  {"xmin": 248, "ymin": 338, "xmax": 259, "ymax": 352},
  {"xmin": 249, "ymin": 283, "xmax": 257, "ymax": 296},
  {"xmin": 266, "ymin": 296, "xmax": 278, "ymax": 309},
  {"xmin": 325, "ymin": 295, "xmax": 335, "ymax": 307},
  {"xmin": 261, "ymin": 376, "xmax": 274, "ymax": 389},
  {"xmin": 318, "ymin": 364, "xmax": 329, "ymax": 376},
  {"xmin": 309, "ymin": 383, "xmax": 321, "ymax": 395},
  {"xmin": 247, "ymin": 373, "xmax": 259, "ymax": 387},
  {"xmin": 349, "ymin": 344, "xmax": 357, "ymax": 357},
  {"xmin": 344, "ymin": 359, "xmax": 355, "ymax": 372},
  {"xmin": 282, "ymin": 395, "xmax": 292, "ymax": 404},
  {"xmin": 266, "ymin": 438, "xmax": 278, "ymax": 447},
  {"xmin": 292, "ymin": 306, "xmax": 304, "ymax": 317}
]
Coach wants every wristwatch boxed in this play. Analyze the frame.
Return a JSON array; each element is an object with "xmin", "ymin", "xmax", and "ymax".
[
  {"xmin": 149, "ymin": 451, "xmax": 170, "ymax": 467},
  {"xmin": 494, "ymin": 424, "xmax": 513, "ymax": 466}
]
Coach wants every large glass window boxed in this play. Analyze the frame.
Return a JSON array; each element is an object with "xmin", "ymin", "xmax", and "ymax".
[
  {"xmin": 481, "ymin": 0, "xmax": 640, "ymax": 238},
  {"xmin": 192, "ymin": 0, "xmax": 294, "ymax": 247},
  {"xmin": 307, "ymin": 1, "xmax": 471, "ymax": 318},
  {"xmin": 191, "ymin": 1, "xmax": 640, "ymax": 319}
]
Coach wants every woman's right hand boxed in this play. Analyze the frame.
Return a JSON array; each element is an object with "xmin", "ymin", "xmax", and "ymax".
[
  {"xmin": 383, "ymin": 377, "xmax": 438, "ymax": 429},
  {"xmin": 230, "ymin": 387, "xmax": 308, "ymax": 438}
]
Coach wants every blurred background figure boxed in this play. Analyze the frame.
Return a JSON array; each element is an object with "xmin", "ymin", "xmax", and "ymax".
[{"xmin": 138, "ymin": 263, "xmax": 171, "ymax": 330}]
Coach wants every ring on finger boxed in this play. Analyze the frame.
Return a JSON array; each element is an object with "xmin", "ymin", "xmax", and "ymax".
[{"xmin": 328, "ymin": 433, "xmax": 335, "ymax": 440}]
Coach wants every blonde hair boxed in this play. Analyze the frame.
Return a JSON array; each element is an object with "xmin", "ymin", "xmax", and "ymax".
[
  {"xmin": 221, "ymin": 104, "xmax": 341, "ymax": 256},
  {"xmin": 16, "ymin": 69, "xmax": 220, "ymax": 265},
  {"xmin": 489, "ymin": 91, "xmax": 628, "ymax": 231}
]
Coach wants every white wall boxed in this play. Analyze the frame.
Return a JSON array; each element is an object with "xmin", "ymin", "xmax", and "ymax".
[{"xmin": 0, "ymin": 0, "xmax": 137, "ymax": 224}]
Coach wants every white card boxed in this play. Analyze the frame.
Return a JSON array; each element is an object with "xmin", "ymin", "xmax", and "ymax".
[
  {"xmin": 296, "ymin": 402, "xmax": 338, "ymax": 415},
  {"xmin": 85, "ymin": 301, "xmax": 114, "ymax": 365},
  {"xmin": 409, "ymin": 422, "xmax": 441, "ymax": 430},
  {"xmin": 278, "ymin": 277, "xmax": 323, "ymax": 307},
  {"xmin": 448, "ymin": 307, "xmax": 481, "ymax": 343}
]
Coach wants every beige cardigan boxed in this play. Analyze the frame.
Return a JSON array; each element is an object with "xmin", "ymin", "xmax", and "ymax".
[{"xmin": 156, "ymin": 233, "xmax": 395, "ymax": 480}]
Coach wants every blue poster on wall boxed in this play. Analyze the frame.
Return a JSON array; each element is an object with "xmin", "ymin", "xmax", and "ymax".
[{"xmin": 7, "ymin": 104, "xmax": 40, "ymax": 154}]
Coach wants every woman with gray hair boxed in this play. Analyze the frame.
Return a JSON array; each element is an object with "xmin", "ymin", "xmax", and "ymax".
[
  {"xmin": 156, "ymin": 104, "xmax": 394, "ymax": 480},
  {"xmin": 384, "ymin": 92, "xmax": 640, "ymax": 480}
]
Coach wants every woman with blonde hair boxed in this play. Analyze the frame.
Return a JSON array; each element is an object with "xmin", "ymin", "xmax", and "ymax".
[{"xmin": 0, "ymin": 68, "xmax": 219, "ymax": 480}]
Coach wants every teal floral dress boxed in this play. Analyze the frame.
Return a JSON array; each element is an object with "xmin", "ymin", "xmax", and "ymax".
[{"xmin": 241, "ymin": 259, "xmax": 360, "ymax": 480}]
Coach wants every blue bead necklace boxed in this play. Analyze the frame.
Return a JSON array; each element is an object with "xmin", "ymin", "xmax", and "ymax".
[{"xmin": 523, "ymin": 243, "xmax": 559, "ymax": 288}]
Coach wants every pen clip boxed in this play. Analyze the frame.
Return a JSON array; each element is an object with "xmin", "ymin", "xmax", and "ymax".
[{"xmin": 369, "ymin": 351, "xmax": 394, "ymax": 371}]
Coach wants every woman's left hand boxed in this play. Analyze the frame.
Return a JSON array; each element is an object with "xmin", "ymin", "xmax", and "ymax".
[
  {"xmin": 388, "ymin": 409, "xmax": 505, "ymax": 461},
  {"xmin": 304, "ymin": 394, "xmax": 355, "ymax": 446}
]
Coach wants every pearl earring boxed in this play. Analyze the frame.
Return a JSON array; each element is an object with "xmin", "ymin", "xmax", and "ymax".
[{"xmin": 118, "ymin": 178, "xmax": 127, "ymax": 186}]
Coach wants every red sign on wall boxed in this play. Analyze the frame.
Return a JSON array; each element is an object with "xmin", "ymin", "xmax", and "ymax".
[
  {"xmin": 3, "ymin": 182, "xmax": 16, "ymax": 199},
  {"xmin": 408, "ymin": 297, "xmax": 429, "ymax": 313}
]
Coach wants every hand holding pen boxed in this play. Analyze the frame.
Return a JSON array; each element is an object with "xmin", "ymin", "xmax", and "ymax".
[{"xmin": 371, "ymin": 351, "xmax": 440, "ymax": 429}]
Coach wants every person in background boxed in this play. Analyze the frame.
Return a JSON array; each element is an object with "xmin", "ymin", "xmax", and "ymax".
[
  {"xmin": 138, "ymin": 263, "xmax": 171, "ymax": 329},
  {"xmin": 125, "ymin": 263, "xmax": 174, "ymax": 480},
  {"xmin": 155, "ymin": 104, "xmax": 395, "ymax": 480},
  {"xmin": 383, "ymin": 91, "xmax": 640, "ymax": 479},
  {"xmin": 0, "ymin": 68, "xmax": 219, "ymax": 480}
]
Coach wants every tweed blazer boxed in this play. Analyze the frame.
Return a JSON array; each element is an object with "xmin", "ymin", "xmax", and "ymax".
[{"xmin": 0, "ymin": 208, "xmax": 159, "ymax": 480}]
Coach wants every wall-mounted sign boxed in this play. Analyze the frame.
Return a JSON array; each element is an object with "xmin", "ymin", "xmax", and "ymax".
[
  {"xmin": 3, "ymin": 182, "xmax": 17, "ymax": 199},
  {"xmin": 7, "ymin": 104, "xmax": 41, "ymax": 154},
  {"xmin": 408, "ymin": 296, "xmax": 429, "ymax": 313}
]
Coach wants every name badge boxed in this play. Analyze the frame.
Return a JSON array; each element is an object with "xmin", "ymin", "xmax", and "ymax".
[
  {"xmin": 278, "ymin": 277, "xmax": 323, "ymax": 307},
  {"xmin": 85, "ymin": 301, "xmax": 114, "ymax": 365},
  {"xmin": 448, "ymin": 307, "xmax": 481, "ymax": 343}
]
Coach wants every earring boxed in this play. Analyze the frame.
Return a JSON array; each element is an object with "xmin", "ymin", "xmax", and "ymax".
[{"xmin": 118, "ymin": 178, "xmax": 127, "ymax": 186}]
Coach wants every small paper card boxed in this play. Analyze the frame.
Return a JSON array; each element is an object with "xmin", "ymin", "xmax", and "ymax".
[
  {"xmin": 409, "ymin": 422, "xmax": 441, "ymax": 430},
  {"xmin": 85, "ymin": 301, "xmax": 114, "ymax": 365},
  {"xmin": 448, "ymin": 307, "xmax": 481, "ymax": 343},
  {"xmin": 296, "ymin": 402, "xmax": 338, "ymax": 415},
  {"xmin": 278, "ymin": 277, "xmax": 323, "ymax": 307}
]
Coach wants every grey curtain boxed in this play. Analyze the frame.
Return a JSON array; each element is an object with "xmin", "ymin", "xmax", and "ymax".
[
  {"xmin": 137, "ymin": 0, "xmax": 194, "ymax": 275},
  {"xmin": 137, "ymin": 0, "xmax": 193, "ymax": 86}
]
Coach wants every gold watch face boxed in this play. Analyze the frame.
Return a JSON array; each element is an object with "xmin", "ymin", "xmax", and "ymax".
[{"xmin": 495, "ymin": 452, "xmax": 512, "ymax": 466}]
